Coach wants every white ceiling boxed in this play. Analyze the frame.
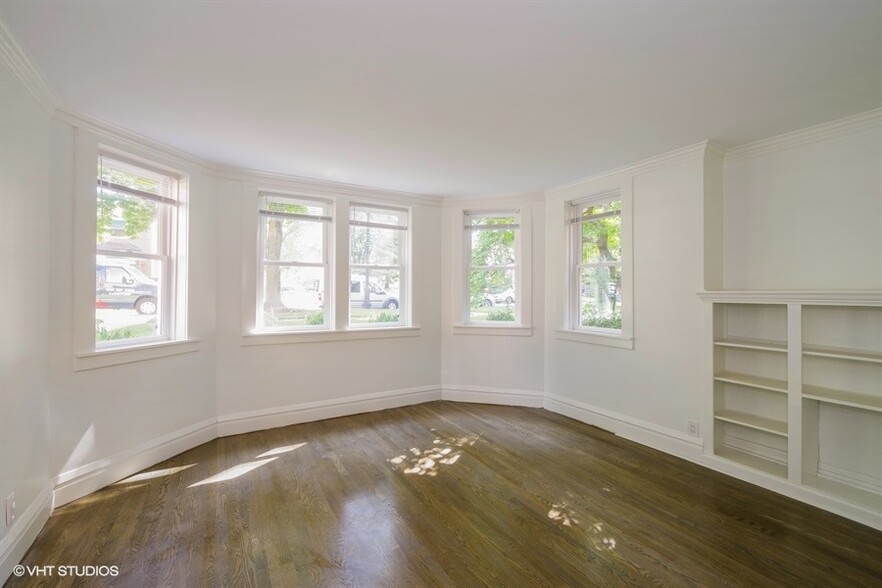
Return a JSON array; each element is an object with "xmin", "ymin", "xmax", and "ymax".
[{"xmin": 2, "ymin": 1, "xmax": 880, "ymax": 197}]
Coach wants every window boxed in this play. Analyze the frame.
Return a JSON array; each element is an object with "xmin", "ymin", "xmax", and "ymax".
[
  {"xmin": 349, "ymin": 204, "xmax": 408, "ymax": 326},
  {"xmin": 465, "ymin": 211, "xmax": 520, "ymax": 324},
  {"xmin": 257, "ymin": 193, "xmax": 331, "ymax": 330},
  {"xmin": 95, "ymin": 154, "xmax": 182, "ymax": 348},
  {"xmin": 570, "ymin": 194, "xmax": 622, "ymax": 332}
]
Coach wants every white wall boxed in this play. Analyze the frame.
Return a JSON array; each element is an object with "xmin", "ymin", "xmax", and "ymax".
[
  {"xmin": 214, "ymin": 176, "xmax": 443, "ymax": 431},
  {"xmin": 440, "ymin": 199, "xmax": 545, "ymax": 401},
  {"xmin": 0, "ymin": 62, "xmax": 53, "ymax": 571},
  {"xmin": 544, "ymin": 148, "xmax": 712, "ymax": 448},
  {"xmin": 723, "ymin": 116, "xmax": 882, "ymax": 290},
  {"xmin": 46, "ymin": 121, "xmax": 218, "ymax": 504}
]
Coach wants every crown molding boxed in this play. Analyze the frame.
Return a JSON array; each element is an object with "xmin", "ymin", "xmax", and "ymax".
[
  {"xmin": 55, "ymin": 107, "xmax": 217, "ymax": 173},
  {"xmin": 441, "ymin": 192, "xmax": 544, "ymax": 208},
  {"xmin": 724, "ymin": 108, "xmax": 882, "ymax": 163},
  {"xmin": 0, "ymin": 19, "xmax": 60, "ymax": 115},
  {"xmin": 216, "ymin": 164, "xmax": 443, "ymax": 206},
  {"xmin": 544, "ymin": 141, "xmax": 710, "ymax": 199}
]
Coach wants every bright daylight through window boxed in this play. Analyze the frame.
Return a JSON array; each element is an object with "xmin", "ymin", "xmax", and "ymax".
[
  {"xmin": 258, "ymin": 193, "xmax": 331, "ymax": 330},
  {"xmin": 95, "ymin": 155, "xmax": 181, "ymax": 348},
  {"xmin": 465, "ymin": 212, "xmax": 519, "ymax": 323},
  {"xmin": 349, "ymin": 204, "xmax": 408, "ymax": 326},
  {"xmin": 571, "ymin": 196, "xmax": 622, "ymax": 332}
]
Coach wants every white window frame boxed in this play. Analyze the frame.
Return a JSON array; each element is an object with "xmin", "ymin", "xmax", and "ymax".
[
  {"xmin": 73, "ymin": 132, "xmax": 197, "ymax": 371},
  {"xmin": 463, "ymin": 210, "xmax": 522, "ymax": 326},
  {"xmin": 348, "ymin": 202, "xmax": 410, "ymax": 329},
  {"xmin": 95, "ymin": 154, "xmax": 179, "ymax": 348},
  {"xmin": 255, "ymin": 192, "xmax": 332, "ymax": 332},
  {"xmin": 559, "ymin": 188, "xmax": 633, "ymax": 349}
]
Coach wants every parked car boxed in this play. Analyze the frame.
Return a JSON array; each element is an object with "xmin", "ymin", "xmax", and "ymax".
[
  {"xmin": 350, "ymin": 279, "xmax": 399, "ymax": 309},
  {"xmin": 96, "ymin": 263, "xmax": 158, "ymax": 314},
  {"xmin": 479, "ymin": 288, "xmax": 515, "ymax": 307}
]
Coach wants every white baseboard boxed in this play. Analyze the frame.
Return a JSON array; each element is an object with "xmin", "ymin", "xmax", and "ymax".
[
  {"xmin": 0, "ymin": 482, "xmax": 52, "ymax": 586},
  {"xmin": 543, "ymin": 393, "xmax": 702, "ymax": 459},
  {"xmin": 543, "ymin": 392, "xmax": 882, "ymax": 530},
  {"xmin": 441, "ymin": 385, "xmax": 544, "ymax": 408},
  {"xmin": 217, "ymin": 385, "xmax": 442, "ymax": 437},
  {"xmin": 722, "ymin": 433, "xmax": 788, "ymax": 466},
  {"xmin": 53, "ymin": 418, "xmax": 217, "ymax": 507}
]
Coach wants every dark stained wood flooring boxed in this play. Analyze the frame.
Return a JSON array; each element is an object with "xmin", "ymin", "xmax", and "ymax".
[{"xmin": 7, "ymin": 402, "xmax": 882, "ymax": 587}]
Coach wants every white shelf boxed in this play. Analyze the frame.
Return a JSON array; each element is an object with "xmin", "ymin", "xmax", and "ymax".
[
  {"xmin": 713, "ymin": 372, "xmax": 788, "ymax": 394},
  {"xmin": 802, "ymin": 385, "xmax": 882, "ymax": 413},
  {"xmin": 715, "ymin": 447, "xmax": 788, "ymax": 479},
  {"xmin": 714, "ymin": 337, "xmax": 787, "ymax": 352},
  {"xmin": 714, "ymin": 410, "xmax": 788, "ymax": 437},
  {"xmin": 699, "ymin": 290, "xmax": 882, "ymax": 305},
  {"xmin": 803, "ymin": 344, "xmax": 882, "ymax": 364}
]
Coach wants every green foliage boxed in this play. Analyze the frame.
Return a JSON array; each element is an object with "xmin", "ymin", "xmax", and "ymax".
[
  {"xmin": 469, "ymin": 216, "xmax": 516, "ymax": 307},
  {"xmin": 486, "ymin": 307, "xmax": 515, "ymax": 321},
  {"xmin": 97, "ymin": 165, "xmax": 160, "ymax": 243},
  {"xmin": 581, "ymin": 304, "xmax": 622, "ymax": 330},
  {"xmin": 96, "ymin": 319, "xmax": 157, "ymax": 342},
  {"xmin": 371, "ymin": 311, "xmax": 399, "ymax": 323},
  {"xmin": 306, "ymin": 312, "xmax": 325, "ymax": 325}
]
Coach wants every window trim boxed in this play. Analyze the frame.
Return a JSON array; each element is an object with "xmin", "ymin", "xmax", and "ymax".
[
  {"xmin": 72, "ymin": 131, "xmax": 197, "ymax": 370},
  {"xmin": 558, "ymin": 186, "xmax": 634, "ymax": 349},
  {"xmin": 462, "ymin": 210, "xmax": 523, "ymax": 327},
  {"xmin": 254, "ymin": 192, "xmax": 332, "ymax": 333},
  {"xmin": 347, "ymin": 202, "xmax": 411, "ymax": 329}
]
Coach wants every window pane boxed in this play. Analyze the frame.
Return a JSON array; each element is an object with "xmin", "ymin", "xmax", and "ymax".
[
  {"xmin": 469, "ymin": 215, "xmax": 516, "ymax": 226},
  {"xmin": 349, "ymin": 269, "xmax": 401, "ymax": 324},
  {"xmin": 581, "ymin": 201, "xmax": 621, "ymax": 264},
  {"xmin": 350, "ymin": 206, "xmax": 407, "ymax": 227},
  {"xmin": 262, "ymin": 195, "xmax": 326, "ymax": 217},
  {"xmin": 470, "ymin": 228, "xmax": 515, "ymax": 267},
  {"xmin": 99, "ymin": 156, "xmax": 174, "ymax": 199},
  {"xmin": 260, "ymin": 266, "xmax": 325, "ymax": 328},
  {"xmin": 580, "ymin": 266, "xmax": 622, "ymax": 330},
  {"xmin": 469, "ymin": 269, "xmax": 515, "ymax": 322},
  {"xmin": 96, "ymin": 256, "xmax": 162, "ymax": 344},
  {"xmin": 96, "ymin": 188, "xmax": 163, "ymax": 255},
  {"xmin": 263, "ymin": 216, "xmax": 324, "ymax": 263},
  {"xmin": 350, "ymin": 225, "xmax": 401, "ymax": 266}
]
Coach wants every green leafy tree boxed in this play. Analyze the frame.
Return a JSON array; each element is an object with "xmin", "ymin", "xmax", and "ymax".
[
  {"xmin": 580, "ymin": 201, "xmax": 621, "ymax": 322},
  {"xmin": 96, "ymin": 166, "xmax": 158, "ymax": 243},
  {"xmin": 469, "ymin": 217, "xmax": 515, "ymax": 307},
  {"xmin": 263, "ymin": 201, "xmax": 308, "ymax": 310}
]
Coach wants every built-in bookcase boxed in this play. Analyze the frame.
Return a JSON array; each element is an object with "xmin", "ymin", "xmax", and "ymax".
[{"xmin": 700, "ymin": 292, "xmax": 882, "ymax": 528}]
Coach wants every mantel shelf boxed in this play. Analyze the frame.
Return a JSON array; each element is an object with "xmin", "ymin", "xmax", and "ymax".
[{"xmin": 698, "ymin": 290, "xmax": 882, "ymax": 305}]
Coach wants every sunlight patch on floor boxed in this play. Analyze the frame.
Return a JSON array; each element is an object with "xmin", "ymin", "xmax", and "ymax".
[
  {"xmin": 388, "ymin": 432, "xmax": 480, "ymax": 476},
  {"xmin": 188, "ymin": 457, "xmax": 278, "ymax": 487},
  {"xmin": 114, "ymin": 464, "xmax": 196, "ymax": 484},
  {"xmin": 257, "ymin": 442, "xmax": 307, "ymax": 457}
]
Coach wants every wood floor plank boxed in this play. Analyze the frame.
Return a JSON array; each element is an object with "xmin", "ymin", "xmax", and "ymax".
[{"xmin": 7, "ymin": 402, "xmax": 882, "ymax": 587}]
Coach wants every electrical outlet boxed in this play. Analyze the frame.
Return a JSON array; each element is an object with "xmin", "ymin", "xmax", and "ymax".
[
  {"xmin": 687, "ymin": 420, "xmax": 699, "ymax": 437},
  {"xmin": 5, "ymin": 493, "xmax": 14, "ymax": 527}
]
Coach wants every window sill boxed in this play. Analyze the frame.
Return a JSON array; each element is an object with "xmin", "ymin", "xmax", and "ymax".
[
  {"xmin": 242, "ymin": 326, "xmax": 421, "ymax": 346},
  {"xmin": 75, "ymin": 338, "xmax": 201, "ymax": 371},
  {"xmin": 452, "ymin": 325, "xmax": 533, "ymax": 336},
  {"xmin": 555, "ymin": 329, "xmax": 633, "ymax": 349}
]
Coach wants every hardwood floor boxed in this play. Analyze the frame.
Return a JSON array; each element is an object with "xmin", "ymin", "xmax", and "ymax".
[{"xmin": 8, "ymin": 402, "xmax": 882, "ymax": 587}]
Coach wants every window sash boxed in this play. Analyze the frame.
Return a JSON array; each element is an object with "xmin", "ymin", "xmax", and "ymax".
[
  {"xmin": 257, "ymin": 194, "xmax": 331, "ymax": 330},
  {"xmin": 95, "ymin": 154, "xmax": 180, "ymax": 347},
  {"xmin": 464, "ymin": 211, "xmax": 520, "ymax": 325},
  {"xmin": 569, "ymin": 195, "xmax": 622, "ymax": 333}
]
